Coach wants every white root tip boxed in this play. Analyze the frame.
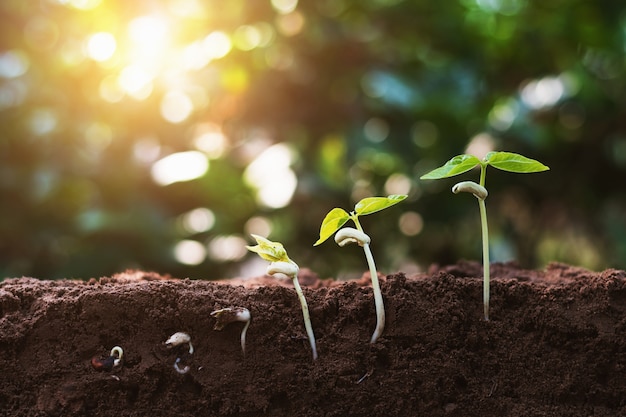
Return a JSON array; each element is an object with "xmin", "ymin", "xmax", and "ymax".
[
  {"xmin": 267, "ymin": 261, "xmax": 299, "ymax": 278},
  {"xmin": 452, "ymin": 181, "xmax": 488, "ymax": 200},
  {"xmin": 334, "ymin": 227, "xmax": 370, "ymax": 247},
  {"xmin": 174, "ymin": 358, "xmax": 190, "ymax": 374}
]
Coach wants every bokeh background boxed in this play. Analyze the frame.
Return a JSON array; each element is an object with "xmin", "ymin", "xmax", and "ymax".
[{"xmin": 1, "ymin": 0, "xmax": 626, "ymax": 280}]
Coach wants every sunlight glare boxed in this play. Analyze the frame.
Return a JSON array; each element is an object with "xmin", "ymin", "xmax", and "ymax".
[
  {"xmin": 181, "ymin": 208, "xmax": 215, "ymax": 234},
  {"xmin": 193, "ymin": 123, "xmax": 228, "ymax": 159},
  {"xmin": 56, "ymin": 0, "xmax": 102, "ymax": 10},
  {"xmin": 271, "ymin": 0, "xmax": 298, "ymax": 14},
  {"xmin": 160, "ymin": 90, "xmax": 194, "ymax": 123},
  {"xmin": 398, "ymin": 211, "xmax": 424, "ymax": 236},
  {"xmin": 207, "ymin": 235, "xmax": 248, "ymax": 262},
  {"xmin": 202, "ymin": 31, "xmax": 232, "ymax": 59},
  {"xmin": 86, "ymin": 32, "xmax": 116, "ymax": 62},
  {"xmin": 118, "ymin": 64, "xmax": 154, "ymax": 99},
  {"xmin": 520, "ymin": 76, "xmax": 565, "ymax": 110},
  {"xmin": 244, "ymin": 143, "xmax": 297, "ymax": 209},
  {"xmin": 244, "ymin": 216, "xmax": 273, "ymax": 237},
  {"xmin": 0, "ymin": 50, "xmax": 29, "ymax": 78},
  {"xmin": 99, "ymin": 74, "xmax": 124, "ymax": 103},
  {"xmin": 128, "ymin": 16, "xmax": 168, "ymax": 46},
  {"xmin": 173, "ymin": 240, "xmax": 206, "ymax": 265},
  {"xmin": 151, "ymin": 151, "xmax": 209, "ymax": 186}
]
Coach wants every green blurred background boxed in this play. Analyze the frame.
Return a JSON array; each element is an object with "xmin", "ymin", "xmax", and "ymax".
[{"xmin": 1, "ymin": 0, "xmax": 625, "ymax": 280}]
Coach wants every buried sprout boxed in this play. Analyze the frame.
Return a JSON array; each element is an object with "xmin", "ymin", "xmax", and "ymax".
[
  {"xmin": 246, "ymin": 235, "xmax": 318, "ymax": 361},
  {"xmin": 165, "ymin": 332, "xmax": 194, "ymax": 374},
  {"xmin": 420, "ymin": 151, "xmax": 549, "ymax": 321},
  {"xmin": 315, "ymin": 195, "xmax": 407, "ymax": 344},
  {"xmin": 211, "ymin": 307, "xmax": 251, "ymax": 356},
  {"xmin": 91, "ymin": 346, "xmax": 123, "ymax": 372}
]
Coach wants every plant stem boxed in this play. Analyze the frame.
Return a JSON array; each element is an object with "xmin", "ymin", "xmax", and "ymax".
[
  {"xmin": 363, "ymin": 243, "xmax": 385, "ymax": 343},
  {"xmin": 292, "ymin": 276, "xmax": 318, "ymax": 360},
  {"xmin": 479, "ymin": 165, "xmax": 490, "ymax": 321},
  {"xmin": 478, "ymin": 198, "xmax": 490, "ymax": 321},
  {"xmin": 353, "ymin": 216, "xmax": 385, "ymax": 344}
]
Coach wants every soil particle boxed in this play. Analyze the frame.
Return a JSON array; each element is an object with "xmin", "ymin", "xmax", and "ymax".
[{"xmin": 1, "ymin": 261, "xmax": 626, "ymax": 416}]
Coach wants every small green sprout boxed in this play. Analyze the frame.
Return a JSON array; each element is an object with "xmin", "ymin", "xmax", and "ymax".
[
  {"xmin": 246, "ymin": 235, "xmax": 318, "ymax": 360},
  {"xmin": 420, "ymin": 151, "xmax": 549, "ymax": 321},
  {"xmin": 314, "ymin": 194, "xmax": 407, "ymax": 344},
  {"xmin": 211, "ymin": 307, "xmax": 251, "ymax": 357}
]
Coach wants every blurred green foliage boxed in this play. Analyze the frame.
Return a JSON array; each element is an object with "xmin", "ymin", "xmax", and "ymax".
[{"xmin": 1, "ymin": 0, "xmax": 626, "ymax": 280}]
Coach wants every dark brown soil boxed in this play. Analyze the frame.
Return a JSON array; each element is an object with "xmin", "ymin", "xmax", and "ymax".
[{"xmin": 2, "ymin": 261, "xmax": 626, "ymax": 416}]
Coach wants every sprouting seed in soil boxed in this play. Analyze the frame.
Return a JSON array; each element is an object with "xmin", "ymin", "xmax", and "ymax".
[
  {"xmin": 420, "ymin": 151, "xmax": 549, "ymax": 321},
  {"xmin": 211, "ymin": 307, "xmax": 251, "ymax": 356},
  {"xmin": 91, "ymin": 345, "xmax": 124, "ymax": 372},
  {"xmin": 246, "ymin": 235, "xmax": 318, "ymax": 361},
  {"xmin": 314, "ymin": 194, "xmax": 407, "ymax": 344},
  {"xmin": 165, "ymin": 332, "xmax": 194, "ymax": 374}
]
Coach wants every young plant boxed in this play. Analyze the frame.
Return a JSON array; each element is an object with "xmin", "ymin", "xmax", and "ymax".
[
  {"xmin": 420, "ymin": 151, "xmax": 549, "ymax": 321},
  {"xmin": 165, "ymin": 332, "xmax": 194, "ymax": 374},
  {"xmin": 211, "ymin": 307, "xmax": 251, "ymax": 357},
  {"xmin": 314, "ymin": 194, "xmax": 407, "ymax": 344},
  {"xmin": 91, "ymin": 346, "xmax": 124, "ymax": 372},
  {"xmin": 246, "ymin": 235, "xmax": 318, "ymax": 360}
]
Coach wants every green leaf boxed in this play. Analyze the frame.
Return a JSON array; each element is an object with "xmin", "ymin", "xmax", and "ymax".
[
  {"xmin": 314, "ymin": 208, "xmax": 350, "ymax": 246},
  {"xmin": 354, "ymin": 194, "xmax": 408, "ymax": 216},
  {"xmin": 419, "ymin": 154, "xmax": 481, "ymax": 179},
  {"xmin": 246, "ymin": 234, "xmax": 291, "ymax": 263},
  {"xmin": 484, "ymin": 151, "xmax": 550, "ymax": 173}
]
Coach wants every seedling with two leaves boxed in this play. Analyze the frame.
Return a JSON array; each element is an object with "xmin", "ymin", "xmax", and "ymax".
[
  {"xmin": 420, "ymin": 151, "xmax": 549, "ymax": 321},
  {"xmin": 314, "ymin": 195, "xmax": 407, "ymax": 344}
]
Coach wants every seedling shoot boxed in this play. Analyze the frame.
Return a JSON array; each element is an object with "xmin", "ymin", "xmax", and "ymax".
[
  {"xmin": 314, "ymin": 194, "xmax": 407, "ymax": 343},
  {"xmin": 211, "ymin": 307, "xmax": 251, "ymax": 357},
  {"xmin": 420, "ymin": 151, "xmax": 549, "ymax": 321},
  {"xmin": 246, "ymin": 235, "xmax": 318, "ymax": 360}
]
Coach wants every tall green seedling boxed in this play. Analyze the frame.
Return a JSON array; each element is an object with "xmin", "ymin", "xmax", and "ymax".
[
  {"xmin": 315, "ymin": 194, "xmax": 407, "ymax": 343},
  {"xmin": 246, "ymin": 235, "xmax": 318, "ymax": 360},
  {"xmin": 420, "ymin": 151, "xmax": 549, "ymax": 321}
]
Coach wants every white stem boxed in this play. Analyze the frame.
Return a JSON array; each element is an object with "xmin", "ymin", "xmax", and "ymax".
[
  {"xmin": 479, "ymin": 198, "xmax": 490, "ymax": 321},
  {"xmin": 292, "ymin": 276, "xmax": 318, "ymax": 361},
  {"xmin": 335, "ymin": 227, "xmax": 370, "ymax": 247},
  {"xmin": 452, "ymin": 181, "xmax": 488, "ymax": 200},
  {"xmin": 363, "ymin": 243, "xmax": 385, "ymax": 344},
  {"xmin": 267, "ymin": 261, "xmax": 299, "ymax": 278}
]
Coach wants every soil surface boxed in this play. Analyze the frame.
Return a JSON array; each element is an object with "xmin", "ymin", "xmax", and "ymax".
[{"xmin": 2, "ymin": 261, "xmax": 626, "ymax": 416}]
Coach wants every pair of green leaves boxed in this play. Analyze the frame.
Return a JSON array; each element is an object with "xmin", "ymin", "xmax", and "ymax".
[
  {"xmin": 314, "ymin": 195, "xmax": 407, "ymax": 246},
  {"xmin": 419, "ymin": 151, "xmax": 549, "ymax": 180}
]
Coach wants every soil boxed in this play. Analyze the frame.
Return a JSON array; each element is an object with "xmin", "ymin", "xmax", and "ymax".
[{"xmin": 1, "ymin": 261, "xmax": 626, "ymax": 417}]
